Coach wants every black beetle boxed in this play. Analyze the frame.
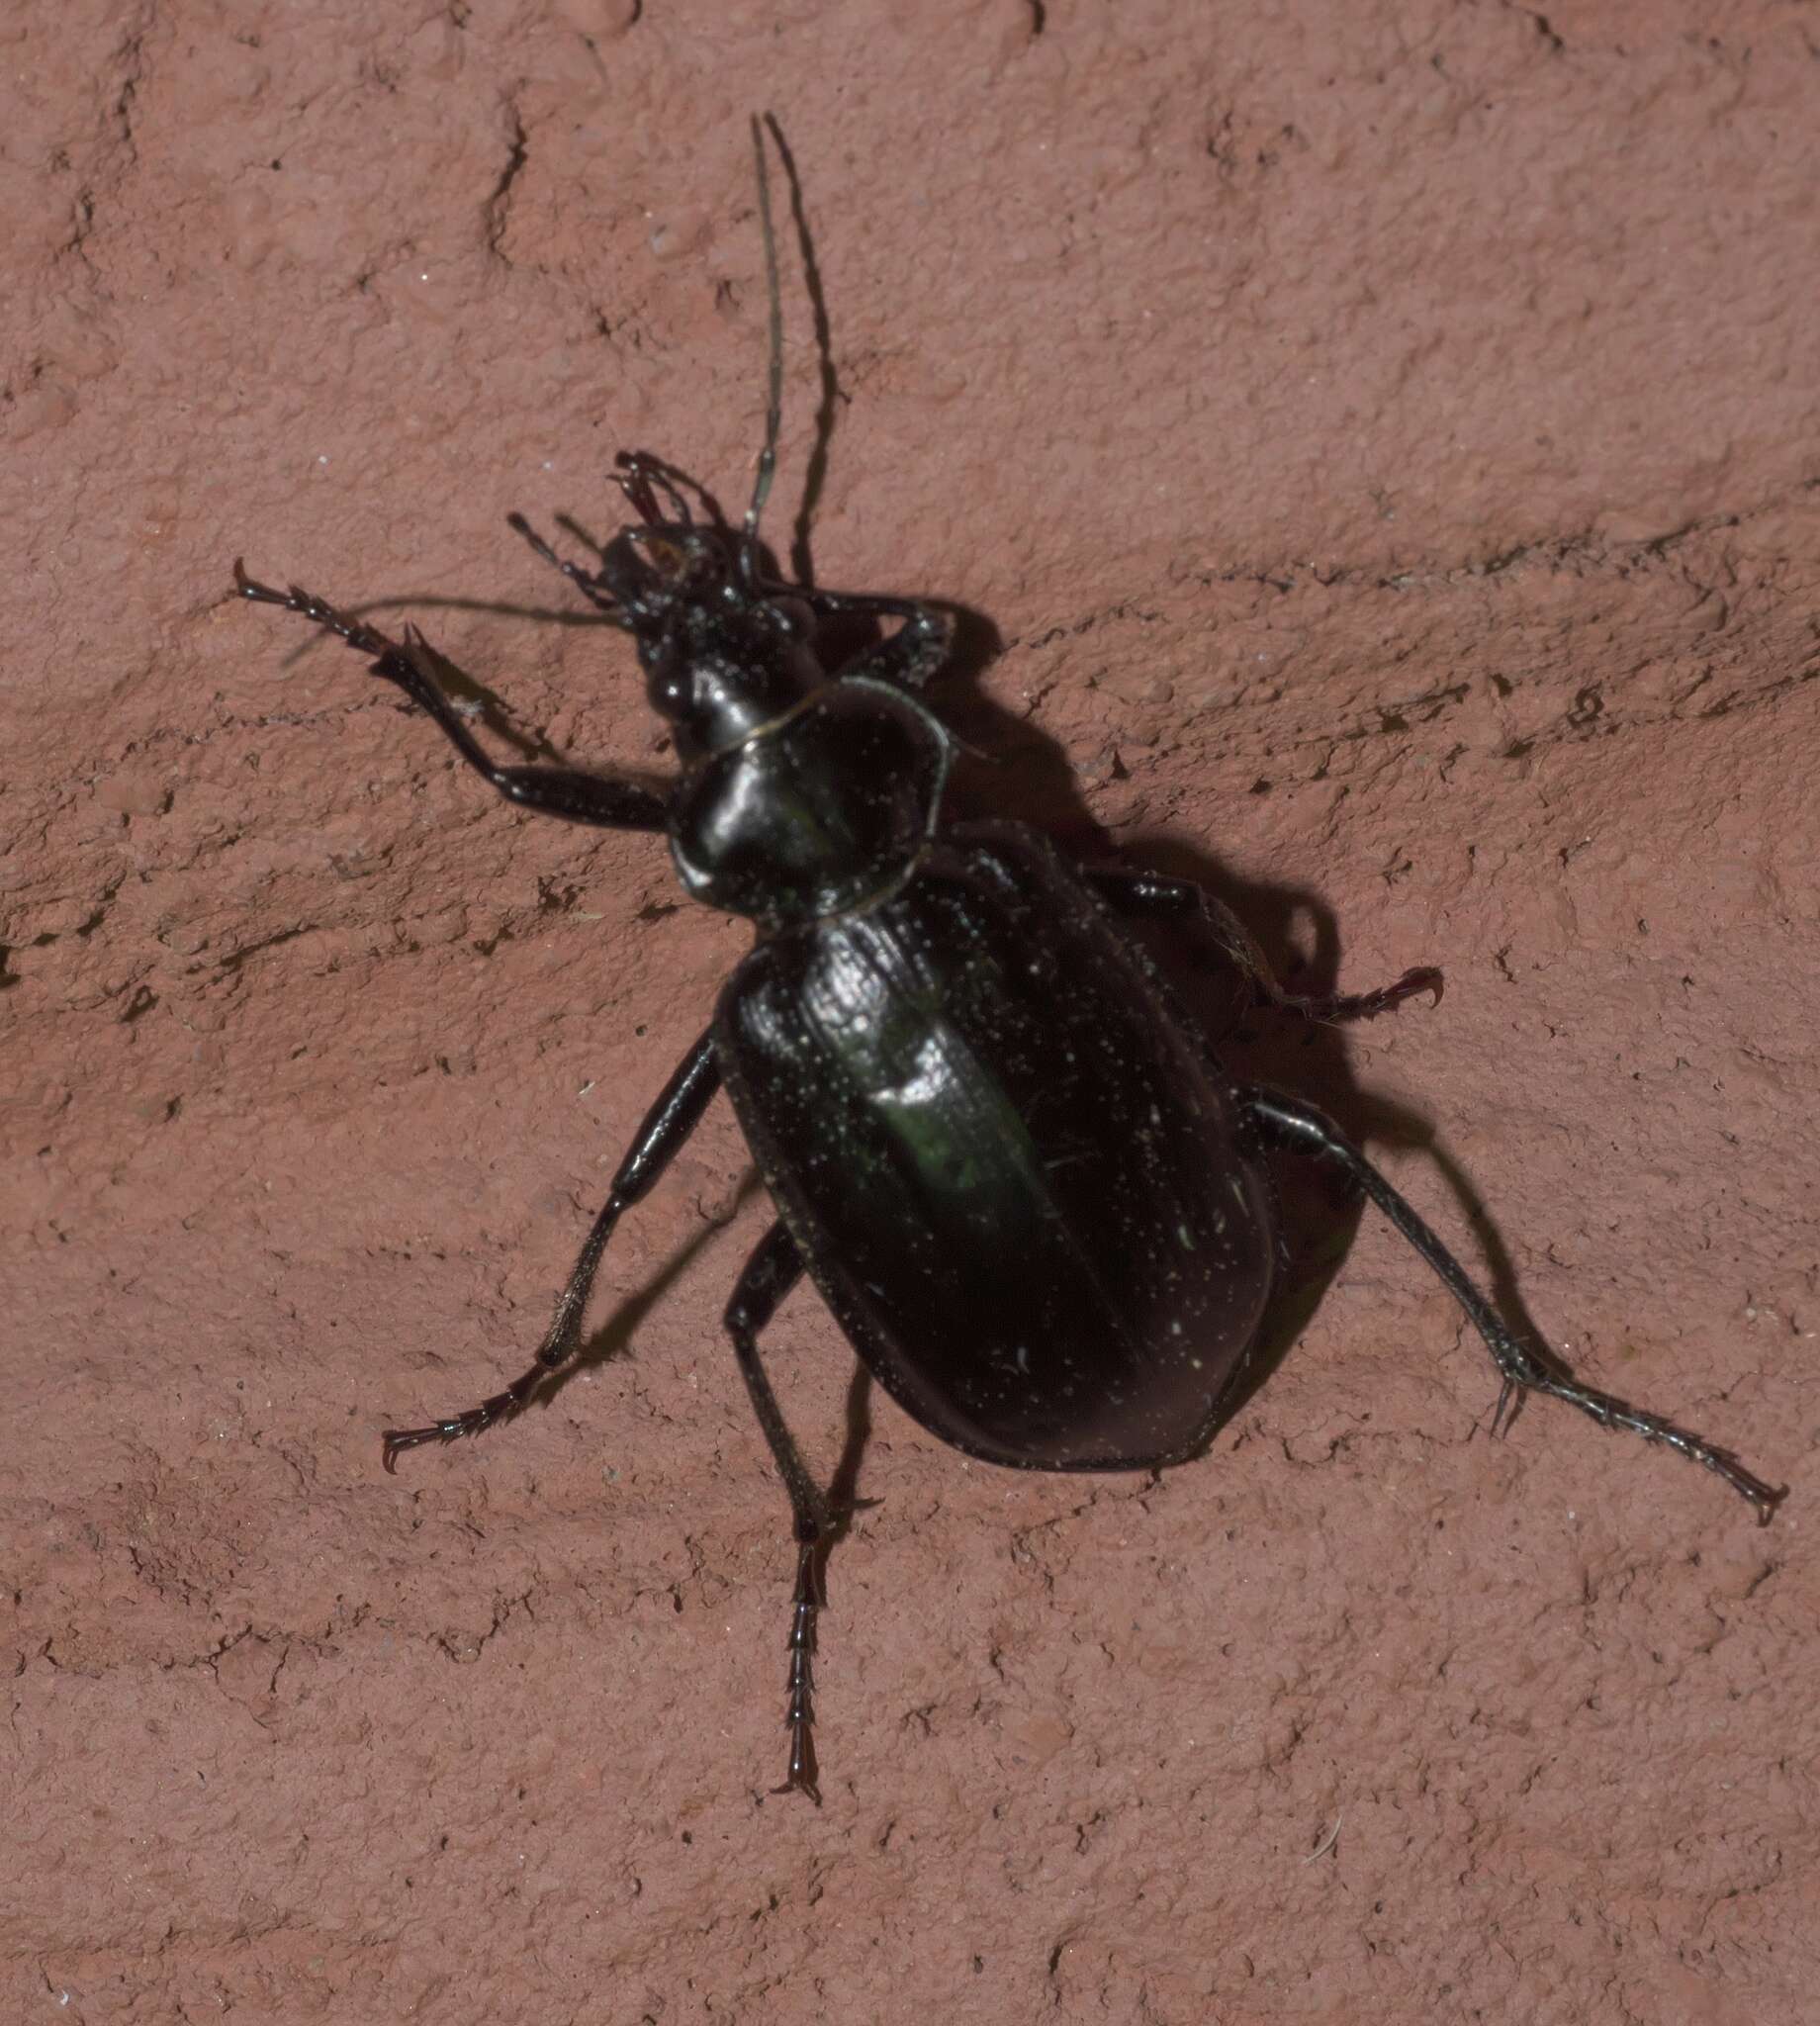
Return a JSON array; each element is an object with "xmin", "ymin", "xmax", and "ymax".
[{"xmin": 236, "ymin": 119, "xmax": 1781, "ymax": 1799}]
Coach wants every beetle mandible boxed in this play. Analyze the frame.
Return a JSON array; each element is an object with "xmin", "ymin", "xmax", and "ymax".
[{"xmin": 235, "ymin": 117, "xmax": 1782, "ymax": 1800}]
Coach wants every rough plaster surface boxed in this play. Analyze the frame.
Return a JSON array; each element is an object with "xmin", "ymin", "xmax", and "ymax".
[{"xmin": 5, "ymin": 2, "xmax": 1818, "ymax": 2021}]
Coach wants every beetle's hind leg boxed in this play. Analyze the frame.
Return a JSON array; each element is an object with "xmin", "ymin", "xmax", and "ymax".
[
  {"xmin": 1241, "ymin": 1085, "xmax": 1785, "ymax": 1521},
  {"xmin": 381, "ymin": 1033, "xmax": 722, "ymax": 1468},
  {"xmin": 723, "ymin": 1222, "xmax": 833, "ymax": 1803},
  {"xmin": 1090, "ymin": 869, "xmax": 1441, "ymax": 1024}
]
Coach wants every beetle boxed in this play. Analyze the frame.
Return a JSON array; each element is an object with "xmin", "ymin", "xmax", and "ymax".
[{"xmin": 236, "ymin": 118, "xmax": 1781, "ymax": 1799}]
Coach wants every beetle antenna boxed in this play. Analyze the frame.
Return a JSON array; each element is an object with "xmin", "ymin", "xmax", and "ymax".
[{"xmin": 744, "ymin": 111, "xmax": 786, "ymax": 582}]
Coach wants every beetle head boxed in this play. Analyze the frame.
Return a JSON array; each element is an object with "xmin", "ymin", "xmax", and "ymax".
[{"xmin": 598, "ymin": 518, "xmax": 828, "ymax": 760}]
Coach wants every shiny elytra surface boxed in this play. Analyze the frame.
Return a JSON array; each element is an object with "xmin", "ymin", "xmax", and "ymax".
[{"xmin": 717, "ymin": 822, "xmax": 1276, "ymax": 1468}]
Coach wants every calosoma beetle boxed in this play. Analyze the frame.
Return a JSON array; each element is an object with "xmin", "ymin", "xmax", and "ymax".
[{"xmin": 236, "ymin": 118, "xmax": 1782, "ymax": 1799}]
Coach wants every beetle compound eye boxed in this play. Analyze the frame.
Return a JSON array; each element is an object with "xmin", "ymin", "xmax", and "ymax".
[{"xmin": 647, "ymin": 658, "xmax": 693, "ymax": 720}]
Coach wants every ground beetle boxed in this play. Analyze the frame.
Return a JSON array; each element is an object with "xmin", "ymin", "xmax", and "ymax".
[{"xmin": 236, "ymin": 119, "xmax": 1782, "ymax": 1799}]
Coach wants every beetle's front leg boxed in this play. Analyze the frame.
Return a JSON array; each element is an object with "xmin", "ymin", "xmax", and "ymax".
[
  {"xmin": 381, "ymin": 1032, "xmax": 722, "ymax": 1468},
  {"xmin": 722, "ymin": 1221, "xmax": 832, "ymax": 1803},
  {"xmin": 233, "ymin": 563, "xmax": 669, "ymax": 832},
  {"xmin": 1242, "ymin": 1085, "xmax": 1785, "ymax": 1522},
  {"xmin": 1089, "ymin": 868, "xmax": 1441, "ymax": 1024},
  {"xmin": 808, "ymin": 590, "xmax": 952, "ymax": 692}
]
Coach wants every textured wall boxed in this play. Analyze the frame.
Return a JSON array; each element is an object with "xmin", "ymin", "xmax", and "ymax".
[{"xmin": 5, "ymin": 2, "xmax": 1817, "ymax": 2020}]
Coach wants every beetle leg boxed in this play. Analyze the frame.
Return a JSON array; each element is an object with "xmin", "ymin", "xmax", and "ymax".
[
  {"xmin": 233, "ymin": 562, "xmax": 670, "ymax": 831},
  {"xmin": 808, "ymin": 591, "xmax": 953, "ymax": 691},
  {"xmin": 381, "ymin": 1032, "xmax": 722, "ymax": 1469},
  {"xmin": 722, "ymin": 1221, "xmax": 833, "ymax": 1803},
  {"xmin": 1241, "ymin": 1086, "xmax": 1786, "ymax": 1522},
  {"xmin": 1089, "ymin": 869, "xmax": 1442, "ymax": 1024}
]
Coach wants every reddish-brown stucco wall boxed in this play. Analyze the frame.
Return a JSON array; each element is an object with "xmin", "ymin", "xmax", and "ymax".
[{"xmin": 5, "ymin": 3, "xmax": 1817, "ymax": 2020}]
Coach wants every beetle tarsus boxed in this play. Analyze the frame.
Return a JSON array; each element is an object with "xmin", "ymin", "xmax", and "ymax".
[
  {"xmin": 771, "ymin": 1540, "xmax": 824, "ymax": 1804},
  {"xmin": 233, "ymin": 559, "xmax": 396, "ymax": 662},
  {"xmin": 381, "ymin": 1373, "xmax": 542, "ymax": 1473},
  {"xmin": 1302, "ymin": 962, "xmax": 1444, "ymax": 1023}
]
